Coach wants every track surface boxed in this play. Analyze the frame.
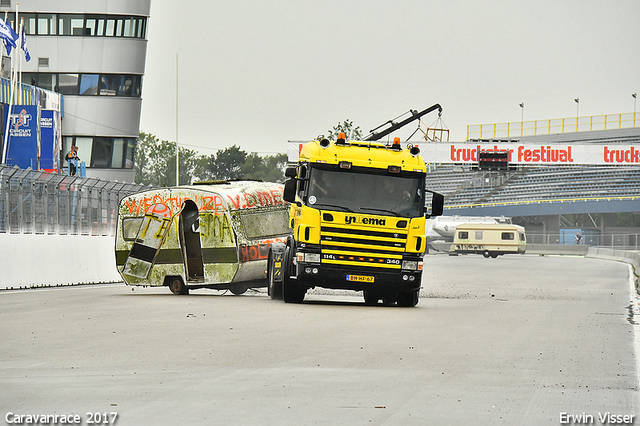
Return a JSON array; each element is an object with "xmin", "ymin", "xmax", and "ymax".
[{"xmin": 1, "ymin": 254, "xmax": 638, "ymax": 425}]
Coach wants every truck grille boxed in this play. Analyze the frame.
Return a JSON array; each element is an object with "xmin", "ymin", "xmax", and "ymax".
[{"xmin": 319, "ymin": 225, "xmax": 406, "ymax": 269}]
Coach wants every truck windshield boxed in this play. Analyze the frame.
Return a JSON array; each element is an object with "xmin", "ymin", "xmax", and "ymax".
[{"xmin": 306, "ymin": 168, "xmax": 424, "ymax": 217}]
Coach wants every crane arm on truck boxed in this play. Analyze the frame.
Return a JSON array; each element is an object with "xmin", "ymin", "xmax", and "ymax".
[{"xmin": 364, "ymin": 104, "xmax": 442, "ymax": 141}]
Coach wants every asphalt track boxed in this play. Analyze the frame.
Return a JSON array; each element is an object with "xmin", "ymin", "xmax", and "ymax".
[{"xmin": 1, "ymin": 254, "xmax": 638, "ymax": 425}]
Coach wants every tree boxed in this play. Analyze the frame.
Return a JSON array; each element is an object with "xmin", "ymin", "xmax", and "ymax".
[
  {"xmin": 326, "ymin": 119, "xmax": 363, "ymax": 141},
  {"xmin": 135, "ymin": 133, "xmax": 287, "ymax": 185},
  {"xmin": 203, "ymin": 145, "xmax": 247, "ymax": 181},
  {"xmin": 135, "ymin": 132, "xmax": 204, "ymax": 186}
]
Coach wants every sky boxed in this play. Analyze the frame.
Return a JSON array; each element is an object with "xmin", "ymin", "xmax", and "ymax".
[{"xmin": 139, "ymin": 0, "xmax": 640, "ymax": 156}]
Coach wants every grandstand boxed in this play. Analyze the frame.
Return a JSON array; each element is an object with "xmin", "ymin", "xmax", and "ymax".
[{"xmin": 424, "ymin": 127, "xmax": 640, "ymax": 240}]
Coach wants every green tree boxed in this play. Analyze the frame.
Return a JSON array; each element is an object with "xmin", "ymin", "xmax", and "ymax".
[
  {"xmin": 242, "ymin": 152, "xmax": 288, "ymax": 183},
  {"xmin": 135, "ymin": 132, "xmax": 205, "ymax": 186},
  {"xmin": 326, "ymin": 119, "xmax": 363, "ymax": 141},
  {"xmin": 204, "ymin": 145, "xmax": 247, "ymax": 181}
]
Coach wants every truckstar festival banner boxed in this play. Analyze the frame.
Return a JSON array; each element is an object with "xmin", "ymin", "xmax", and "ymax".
[
  {"xmin": 287, "ymin": 141, "xmax": 640, "ymax": 166},
  {"xmin": 423, "ymin": 142, "xmax": 640, "ymax": 165}
]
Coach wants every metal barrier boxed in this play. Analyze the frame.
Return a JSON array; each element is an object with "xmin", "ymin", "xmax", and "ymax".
[
  {"xmin": 527, "ymin": 232, "xmax": 639, "ymax": 250},
  {"xmin": 0, "ymin": 164, "xmax": 149, "ymax": 236},
  {"xmin": 467, "ymin": 112, "xmax": 638, "ymax": 140}
]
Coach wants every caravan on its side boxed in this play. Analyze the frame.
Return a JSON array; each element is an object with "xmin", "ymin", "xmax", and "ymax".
[{"xmin": 115, "ymin": 181, "xmax": 291, "ymax": 295}]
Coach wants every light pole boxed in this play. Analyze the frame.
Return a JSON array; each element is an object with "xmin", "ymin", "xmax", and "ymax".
[
  {"xmin": 574, "ymin": 98, "xmax": 580, "ymax": 131},
  {"xmin": 519, "ymin": 103, "xmax": 524, "ymax": 136},
  {"xmin": 633, "ymin": 93, "xmax": 637, "ymax": 127}
]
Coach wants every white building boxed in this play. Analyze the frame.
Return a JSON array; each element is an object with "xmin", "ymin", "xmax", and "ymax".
[{"xmin": 1, "ymin": 0, "xmax": 151, "ymax": 182}]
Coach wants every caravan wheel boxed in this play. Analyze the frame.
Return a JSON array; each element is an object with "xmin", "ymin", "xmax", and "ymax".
[{"xmin": 168, "ymin": 277, "xmax": 189, "ymax": 295}]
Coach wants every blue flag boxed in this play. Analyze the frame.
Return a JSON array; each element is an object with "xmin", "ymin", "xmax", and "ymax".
[
  {"xmin": 21, "ymin": 26, "xmax": 30, "ymax": 61},
  {"xmin": 0, "ymin": 18, "xmax": 18, "ymax": 54}
]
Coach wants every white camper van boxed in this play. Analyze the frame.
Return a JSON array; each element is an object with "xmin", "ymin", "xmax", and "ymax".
[{"xmin": 450, "ymin": 223, "xmax": 526, "ymax": 258}]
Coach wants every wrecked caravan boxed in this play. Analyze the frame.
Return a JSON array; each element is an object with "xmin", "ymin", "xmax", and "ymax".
[
  {"xmin": 450, "ymin": 223, "xmax": 526, "ymax": 258},
  {"xmin": 115, "ymin": 181, "xmax": 291, "ymax": 294}
]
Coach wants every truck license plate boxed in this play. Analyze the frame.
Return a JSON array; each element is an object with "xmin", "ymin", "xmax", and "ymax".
[{"xmin": 346, "ymin": 274, "xmax": 374, "ymax": 283}]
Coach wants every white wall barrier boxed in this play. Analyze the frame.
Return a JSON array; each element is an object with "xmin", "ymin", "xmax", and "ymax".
[
  {"xmin": 0, "ymin": 234, "xmax": 121, "ymax": 289},
  {"xmin": 586, "ymin": 247, "xmax": 640, "ymax": 294}
]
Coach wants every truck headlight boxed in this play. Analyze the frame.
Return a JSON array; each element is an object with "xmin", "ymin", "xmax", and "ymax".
[
  {"xmin": 402, "ymin": 260, "xmax": 419, "ymax": 270},
  {"xmin": 299, "ymin": 253, "xmax": 321, "ymax": 263}
]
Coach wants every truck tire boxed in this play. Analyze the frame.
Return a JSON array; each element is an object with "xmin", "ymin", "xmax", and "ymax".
[
  {"xmin": 397, "ymin": 290, "xmax": 419, "ymax": 307},
  {"xmin": 267, "ymin": 248, "xmax": 283, "ymax": 300},
  {"xmin": 282, "ymin": 246, "xmax": 305, "ymax": 303},
  {"xmin": 363, "ymin": 290, "xmax": 380, "ymax": 305}
]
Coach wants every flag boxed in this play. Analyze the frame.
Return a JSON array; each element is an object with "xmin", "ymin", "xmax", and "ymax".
[
  {"xmin": 0, "ymin": 18, "xmax": 18, "ymax": 54},
  {"xmin": 21, "ymin": 25, "xmax": 30, "ymax": 61}
]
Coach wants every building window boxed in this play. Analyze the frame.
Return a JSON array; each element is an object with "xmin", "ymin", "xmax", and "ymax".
[
  {"xmin": 60, "ymin": 137, "xmax": 137, "ymax": 170},
  {"xmin": 22, "ymin": 13, "xmax": 36, "ymax": 35},
  {"xmin": 91, "ymin": 137, "xmax": 113, "ymax": 168},
  {"xmin": 37, "ymin": 13, "xmax": 56, "ymax": 35},
  {"xmin": 6, "ymin": 13, "xmax": 147, "ymax": 38},
  {"xmin": 79, "ymin": 74, "xmax": 99, "ymax": 95},
  {"xmin": 58, "ymin": 74, "xmax": 79, "ymax": 95},
  {"xmin": 99, "ymin": 75, "xmax": 122, "ymax": 96},
  {"xmin": 58, "ymin": 14, "xmax": 85, "ymax": 36}
]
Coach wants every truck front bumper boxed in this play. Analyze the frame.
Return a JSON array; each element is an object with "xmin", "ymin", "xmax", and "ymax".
[{"xmin": 293, "ymin": 261, "xmax": 422, "ymax": 293}]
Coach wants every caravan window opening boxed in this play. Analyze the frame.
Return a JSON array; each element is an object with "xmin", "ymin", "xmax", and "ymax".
[
  {"xmin": 475, "ymin": 231, "xmax": 483, "ymax": 240},
  {"xmin": 501, "ymin": 232, "xmax": 515, "ymax": 241},
  {"xmin": 122, "ymin": 217, "xmax": 143, "ymax": 241},
  {"xmin": 458, "ymin": 231, "xmax": 469, "ymax": 239}
]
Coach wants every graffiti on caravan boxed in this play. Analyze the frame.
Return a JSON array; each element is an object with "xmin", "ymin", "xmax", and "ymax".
[
  {"xmin": 124, "ymin": 194, "xmax": 226, "ymax": 215},
  {"xmin": 124, "ymin": 189, "xmax": 285, "ymax": 215}
]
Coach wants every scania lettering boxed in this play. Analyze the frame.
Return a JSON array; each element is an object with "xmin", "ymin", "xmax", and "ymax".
[{"xmin": 267, "ymin": 113, "xmax": 444, "ymax": 307}]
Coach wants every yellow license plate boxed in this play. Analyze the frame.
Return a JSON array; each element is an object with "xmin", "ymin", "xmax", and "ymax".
[{"xmin": 346, "ymin": 274, "xmax": 374, "ymax": 283}]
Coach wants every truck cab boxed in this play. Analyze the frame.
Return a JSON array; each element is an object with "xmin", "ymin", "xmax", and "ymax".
[{"xmin": 268, "ymin": 136, "xmax": 443, "ymax": 306}]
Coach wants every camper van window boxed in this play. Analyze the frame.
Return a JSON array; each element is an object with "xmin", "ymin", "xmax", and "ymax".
[
  {"xmin": 240, "ymin": 210, "xmax": 291, "ymax": 239},
  {"xmin": 122, "ymin": 217, "xmax": 143, "ymax": 241},
  {"xmin": 458, "ymin": 231, "xmax": 469, "ymax": 239},
  {"xmin": 519, "ymin": 232, "xmax": 526, "ymax": 242},
  {"xmin": 475, "ymin": 231, "xmax": 483, "ymax": 240},
  {"xmin": 501, "ymin": 232, "xmax": 515, "ymax": 241}
]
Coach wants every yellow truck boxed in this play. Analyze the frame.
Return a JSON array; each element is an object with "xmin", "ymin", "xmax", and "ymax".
[
  {"xmin": 115, "ymin": 181, "xmax": 291, "ymax": 294},
  {"xmin": 450, "ymin": 223, "xmax": 526, "ymax": 258},
  {"xmin": 267, "ymin": 134, "xmax": 444, "ymax": 307}
]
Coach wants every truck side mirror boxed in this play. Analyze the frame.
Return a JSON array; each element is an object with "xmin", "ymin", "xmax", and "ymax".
[
  {"xmin": 426, "ymin": 191, "xmax": 444, "ymax": 218},
  {"xmin": 283, "ymin": 178, "xmax": 296, "ymax": 203},
  {"xmin": 285, "ymin": 167, "xmax": 297, "ymax": 178}
]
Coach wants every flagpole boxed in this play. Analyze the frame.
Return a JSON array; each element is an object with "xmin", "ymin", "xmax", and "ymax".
[
  {"xmin": 18, "ymin": 17, "xmax": 22, "ymax": 105},
  {"xmin": 175, "ymin": 52, "xmax": 179, "ymax": 186},
  {"xmin": 1, "ymin": 7, "xmax": 17, "ymax": 165}
]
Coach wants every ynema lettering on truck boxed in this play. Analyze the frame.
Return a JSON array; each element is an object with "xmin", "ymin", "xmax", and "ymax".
[{"xmin": 267, "ymin": 124, "xmax": 444, "ymax": 307}]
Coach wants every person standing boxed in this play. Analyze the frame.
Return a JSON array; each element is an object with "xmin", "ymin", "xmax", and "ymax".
[{"xmin": 65, "ymin": 146, "xmax": 79, "ymax": 176}]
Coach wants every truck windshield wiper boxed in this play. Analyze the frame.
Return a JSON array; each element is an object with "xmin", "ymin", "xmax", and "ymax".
[
  {"xmin": 359, "ymin": 207, "xmax": 400, "ymax": 217},
  {"xmin": 312, "ymin": 203, "xmax": 354, "ymax": 212}
]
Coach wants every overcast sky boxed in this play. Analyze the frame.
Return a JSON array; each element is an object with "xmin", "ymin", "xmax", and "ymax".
[{"xmin": 139, "ymin": 0, "xmax": 640, "ymax": 156}]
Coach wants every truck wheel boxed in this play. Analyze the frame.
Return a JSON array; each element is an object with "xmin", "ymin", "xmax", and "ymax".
[
  {"xmin": 282, "ymin": 246, "xmax": 305, "ymax": 303},
  {"xmin": 168, "ymin": 277, "xmax": 189, "ymax": 295},
  {"xmin": 267, "ymin": 249, "xmax": 283, "ymax": 300},
  {"xmin": 363, "ymin": 290, "xmax": 380, "ymax": 305},
  {"xmin": 397, "ymin": 290, "xmax": 419, "ymax": 307},
  {"xmin": 483, "ymin": 251, "xmax": 490, "ymax": 258}
]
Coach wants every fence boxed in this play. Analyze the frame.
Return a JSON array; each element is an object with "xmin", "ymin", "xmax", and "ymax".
[
  {"xmin": 527, "ymin": 232, "xmax": 640, "ymax": 250},
  {"xmin": 0, "ymin": 164, "xmax": 149, "ymax": 236},
  {"xmin": 467, "ymin": 112, "xmax": 638, "ymax": 140}
]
